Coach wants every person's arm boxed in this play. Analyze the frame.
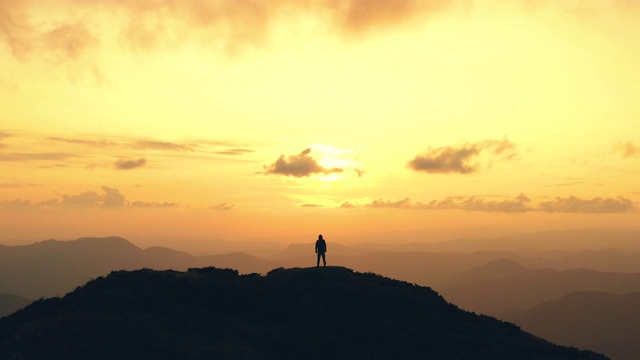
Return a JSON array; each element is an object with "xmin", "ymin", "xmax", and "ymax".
[{"xmin": 315, "ymin": 241, "xmax": 318, "ymax": 253}]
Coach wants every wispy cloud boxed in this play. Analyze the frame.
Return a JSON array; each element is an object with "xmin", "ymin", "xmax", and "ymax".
[
  {"xmin": 0, "ymin": 0, "xmax": 452, "ymax": 61},
  {"xmin": 41, "ymin": 21, "xmax": 98, "ymax": 59},
  {"xmin": 3, "ymin": 0, "xmax": 639, "ymax": 69},
  {"xmin": 131, "ymin": 140, "xmax": 194, "ymax": 152},
  {"xmin": 408, "ymin": 138, "xmax": 516, "ymax": 174},
  {"xmin": 299, "ymin": 203, "xmax": 327, "ymax": 208},
  {"xmin": 1, "ymin": 186, "xmax": 180, "ymax": 210},
  {"xmin": 263, "ymin": 148, "xmax": 343, "ymax": 177},
  {"xmin": 615, "ymin": 141, "xmax": 640, "ymax": 159},
  {"xmin": 214, "ymin": 148, "xmax": 254, "ymax": 156},
  {"xmin": 48, "ymin": 137, "xmax": 116, "ymax": 147},
  {"xmin": 6, "ymin": 133, "xmax": 256, "ymax": 170},
  {"xmin": 339, "ymin": 193, "xmax": 634, "ymax": 214},
  {"xmin": 114, "ymin": 158, "xmax": 146, "ymax": 170},
  {"xmin": 0, "ymin": 199, "xmax": 31, "ymax": 210},
  {"xmin": 341, "ymin": 193, "xmax": 531, "ymax": 213},
  {"xmin": 209, "ymin": 202, "xmax": 233, "ymax": 211},
  {"xmin": 437, "ymin": 193, "xmax": 531, "ymax": 213},
  {"xmin": 0, "ymin": 181, "xmax": 40, "ymax": 188},
  {"xmin": 130, "ymin": 201, "xmax": 179, "ymax": 208},
  {"xmin": 0, "ymin": 152, "xmax": 77, "ymax": 162},
  {"xmin": 539, "ymin": 196, "xmax": 634, "ymax": 213},
  {"xmin": 0, "ymin": 1, "xmax": 32, "ymax": 58}
]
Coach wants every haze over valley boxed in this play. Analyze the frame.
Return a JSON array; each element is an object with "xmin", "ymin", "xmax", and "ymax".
[{"xmin": 2, "ymin": 229, "xmax": 640, "ymax": 358}]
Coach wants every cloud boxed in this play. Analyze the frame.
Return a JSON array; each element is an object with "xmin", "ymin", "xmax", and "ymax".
[
  {"xmin": 131, "ymin": 140, "xmax": 194, "ymax": 152},
  {"xmin": 130, "ymin": 201, "xmax": 179, "ymax": 208},
  {"xmin": 101, "ymin": 186, "xmax": 126, "ymax": 208},
  {"xmin": 339, "ymin": 201, "xmax": 358, "ymax": 209},
  {"xmin": 114, "ymin": 158, "xmax": 146, "ymax": 170},
  {"xmin": 45, "ymin": 187, "xmax": 125, "ymax": 209},
  {"xmin": 48, "ymin": 137, "xmax": 196, "ymax": 152},
  {"xmin": 1, "ymin": 0, "xmax": 453, "ymax": 62},
  {"xmin": 263, "ymin": 148, "xmax": 343, "ymax": 177},
  {"xmin": 48, "ymin": 137, "xmax": 116, "ymax": 147},
  {"xmin": 450, "ymin": 193, "xmax": 531, "ymax": 213},
  {"xmin": 364, "ymin": 193, "xmax": 534, "ymax": 213},
  {"xmin": 209, "ymin": 202, "xmax": 233, "ymax": 211},
  {"xmin": 299, "ymin": 203, "xmax": 327, "ymax": 208},
  {"xmin": 41, "ymin": 21, "xmax": 98, "ymax": 59},
  {"xmin": 61, "ymin": 190, "xmax": 104, "ymax": 208},
  {"xmin": 538, "ymin": 196, "xmax": 635, "ymax": 213},
  {"xmin": 615, "ymin": 141, "xmax": 640, "ymax": 158},
  {"xmin": 0, "ymin": 131, "xmax": 11, "ymax": 139},
  {"xmin": 0, "ymin": 152, "xmax": 77, "ymax": 161},
  {"xmin": 0, "ymin": 1, "xmax": 32, "ymax": 57},
  {"xmin": 109, "ymin": 0, "xmax": 450, "ymax": 51},
  {"xmin": 0, "ymin": 181, "xmax": 40, "ymax": 188},
  {"xmin": 4, "ymin": 0, "xmax": 640, "ymax": 69},
  {"xmin": 340, "ymin": 193, "xmax": 532, "ymax": 213},
  {"xmin": 408, "ymin": 145, "xmax": 480, "ymax": 174},
  {"xmin": 215, "ymin": 148, "xmax": 254, "ymax": 156},
  {"xmin": 0, "ymin": 199, "xmax": 31, "ymax": 210},
  {"xmin": 340, "ymin": 193, "xmax": 635, "ymax": 214},
  {"xmin": 408, "ymin": 138, "xmax": 516, "ymax": 174},
  {"xmin": 1, "ymin": 186, "xmax": 183, "ymax": 210}
]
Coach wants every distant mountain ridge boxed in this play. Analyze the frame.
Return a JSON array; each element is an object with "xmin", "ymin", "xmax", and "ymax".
[
  {"xmin": 0, "ymin": 293, "xmax": 31, "ymax": 318},
  {"xmin": 3, "ymin": 231, "xmax": 640, "ymax": 299},
  {"xmin": 503, "ymin": 291, "xmax": 640, "ymax": 360},
  {"xmin": 427, "ymin": 229, "xmax": 640, "ymax": 253},
  {"xmin": 0, "ymin": 237, "xmax": 273, "ymax": 298},
  {"xmin": 0, "ymin": 267, "xmax": 606, "ymax": 360},
  {"xmin": 437, "ymin": 259, "xmax": 640, "ymax": 315}
]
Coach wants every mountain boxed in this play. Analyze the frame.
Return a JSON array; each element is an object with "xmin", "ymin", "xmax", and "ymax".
[
  {"xmin": 0, "ymin": 236, "xmax": 544, "ymax": 298},
  {"xmin": 0, "ymin": 237, "xmax": 274, "ymax": 299},
  {"xmin": 426, "ymin": 229, "xmax": 640, "ymax": 253},
  {"xmin": 436, "ymin": 259, "xmax": 640, "ymax": 315},
  {"xmin": 502, "ymin": 291, "xmax": 640, "ymax": 360},
  {"xmin": 272, "ymin": 246, "xmax": 545, "ymax": 286},
  {"xmin": 0, "ymin": 293, "xmax": 31, "ymax": 318},
  {"xmin": 550, "ymin": 250, "xmax": 640, "ymax": 273},
  {"xmin": 0, "ymin": 267, "xmax": 606, "ymax": 360}
]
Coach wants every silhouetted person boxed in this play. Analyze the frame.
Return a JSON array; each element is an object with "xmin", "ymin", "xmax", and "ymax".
[{"xmin": 315, "ymin": 234, "xmax": 327, "ymax": 267}]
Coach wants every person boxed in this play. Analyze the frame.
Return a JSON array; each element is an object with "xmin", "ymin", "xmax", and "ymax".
[{"xmin": 315, "ymin": 234, "xmax": 327, "ymax": 267}]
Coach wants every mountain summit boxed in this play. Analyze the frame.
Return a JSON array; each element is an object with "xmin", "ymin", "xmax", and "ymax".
[{"xmin": 0, "ymin": 266, "xmax": 605, "ymax": 359}]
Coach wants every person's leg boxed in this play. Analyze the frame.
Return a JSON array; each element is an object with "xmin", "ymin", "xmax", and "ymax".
[
  {"xmin": 317, "ymin": 253, "xmax": 320, "ymax": 267},
  {"xmin": 322, "ymin": 253, "xmax": 326, "ymax": 266}
]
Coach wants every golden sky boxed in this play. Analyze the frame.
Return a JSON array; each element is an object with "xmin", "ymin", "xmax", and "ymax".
[{"xmin": 1, "ymin": 0, "xmax": 639, "ymax": 249}]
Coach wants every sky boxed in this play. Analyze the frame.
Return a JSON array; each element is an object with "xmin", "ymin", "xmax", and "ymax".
[{"xmin": 1, "ymin": 0, "xmax": 639, "ymax": 250}]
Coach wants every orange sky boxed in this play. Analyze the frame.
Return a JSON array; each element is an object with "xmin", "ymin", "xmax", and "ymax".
[{"xmin": 1, "ymin": 0, "xmax": 639, "ymax": 250}]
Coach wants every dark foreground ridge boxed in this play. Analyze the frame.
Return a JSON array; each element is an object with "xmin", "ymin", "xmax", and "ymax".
[{"xmin": 0, "ymin": 267, "xmax": 606, "ymax": 360}]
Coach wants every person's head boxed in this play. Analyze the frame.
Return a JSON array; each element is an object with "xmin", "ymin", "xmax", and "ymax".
[{"xmin": 318, "ymin": 234, "xmax": 323, "ymax": 240}]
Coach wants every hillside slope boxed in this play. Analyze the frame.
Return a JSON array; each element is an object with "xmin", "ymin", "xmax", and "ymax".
[{"xmin": 0, "ymin": 267, "xmax": 605, "ymax": 360}]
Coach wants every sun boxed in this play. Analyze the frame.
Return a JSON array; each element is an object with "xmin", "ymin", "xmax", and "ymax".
[{"xmin": 310, "ymin": 144, "xmax": 360, "ymax": 181}]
